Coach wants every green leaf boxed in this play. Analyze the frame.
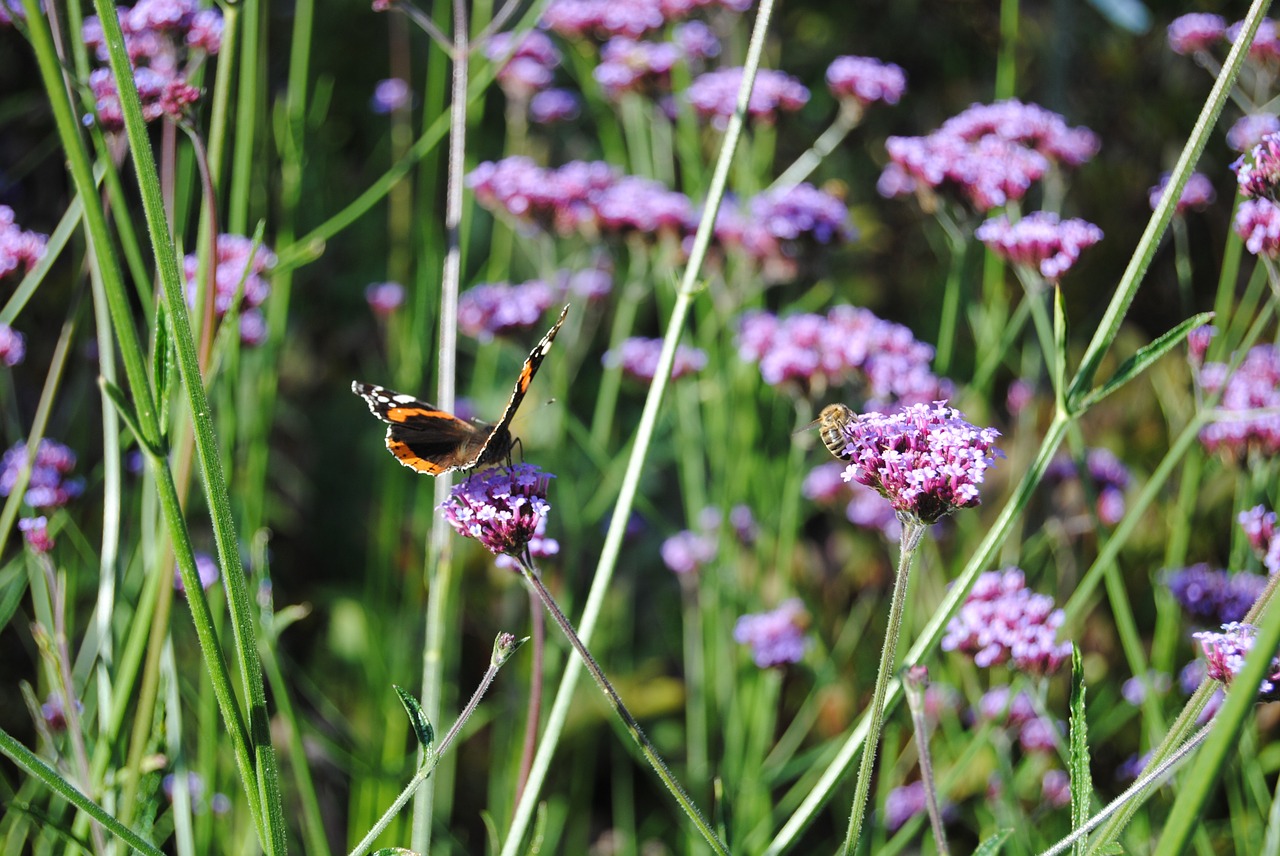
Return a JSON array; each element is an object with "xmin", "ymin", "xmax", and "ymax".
[
  {"xmin": 371, "ymin": 849, "xmax": 422, "ymax": 855},
  {"xmin": 1074, "ymin": 312, "xmax": 1214, "ymax": 411},
  {"xmin": 972, "ymin": 827, "xmax": 1013, "ymax": 855},
  {"xmin": 98, "ymin": 377, "xmax": 163, "ymax": 458},
  {"xmin": 1070, "ymin": 646, "xmax": 1093, "ymax": 856},
  {"xmin": 394, "ymin": 685, "xmax": 435, "ymax": 759}
]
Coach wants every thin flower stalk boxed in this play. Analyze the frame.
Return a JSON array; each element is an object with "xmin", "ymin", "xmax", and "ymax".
[{"xmin": 902, "ymin": 667, "xmax": 950, "ymax": 856}]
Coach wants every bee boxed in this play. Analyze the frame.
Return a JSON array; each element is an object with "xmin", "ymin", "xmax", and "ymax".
[{"xmin": 802, "ymin": 403, "xmax": 855, "ymax": 461}]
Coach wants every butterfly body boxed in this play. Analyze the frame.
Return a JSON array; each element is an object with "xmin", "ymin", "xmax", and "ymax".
[{"xmin": 353, "ymin": 305, "xmax": 569, "ymax": 475}]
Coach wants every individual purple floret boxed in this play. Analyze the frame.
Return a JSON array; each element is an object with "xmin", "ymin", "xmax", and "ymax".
[
  {"xmin": 0, "ymin": 205, "xmax": 48, "ymax": 280},
  {"xmin": 0, "ymin": 325, "xmax": 25, "ymax": 367},
  {"xmin": 364, "ymin": 281, "xmax": 406, "ymax": 316},
  {"xmin": 0, "ymin": 439, "xmax": 84, "ymax": 509},
  {"xmin": 19, "ymin": 516, "xmax": 54, "ymax": 554},
  {"xmin": 41, "ymin": 692, "xmax": 84, "ymax": 733},
  {"xmin": 1197, "ymin": 344, "xmax": 1280, "ymax": 457},
  {"xmin": 1228, "ymin": 18, "xmax": 1280, "ymax": 63},
  {"xmin": 486, "ymin": 30, "xmax": 561, "ymax": 100},
  {"xmin": 733, "ymin": 599, "xmax": 810, "ymax": 668},
  {"xmin": 174, "ymin": 552, "xmax": 220, "ymax": 594},
  {"xmin": 495, "ymin": 514, "xmax": 560, "ymax": 570},
  {"xmin": 530, "ymin": 88, "xmax": 581, "ymax": 124},
  {"xmin": 1148, "ymin": 172, "xmax": 1216, "ymax": 214},
  {"xmin": 183, "ymin": 233, "xmax": 274, "ymax": 318},
  {"xmin": 458, "ymin": 280, "xmax": 560, "ymax": 341},
  {"xmin": 1165, "ymin": 563, "xmax": 1266, "ymax": 625},
  {"xmin": 942, "ymin": 568, "xmax": 1070, "ymax": 674},
  {"xmin": 1167, "ymin": 13, "xmax": 1227, "ymax": 55},
  {"xmin": 660, "ymin": 528, "xmax": 717, "ymax": 574},
  {"xmin": 975, "ymin": 212, "xmax": 1103, "ymax": 281},
  {"xmin": 439, "ymin": 464, "xmax": 554, "ymax": 558},
  {"xmin": 1196, "ymin": 622, "xmax": 1280, "ymax": 698},
  {"xmin": 1045, "ymin": 447, "xmax": 1131, "ymax": 526},
  {"xmin": 729, "ymin": 504, "xmax": 758, "ymax": 545},
  {"xmin": 1228, "ymin": 115, "xmax": 1280, "ymax": 153},
  {"xmin": 1233, "ymin": 198, "xmax": 1280, "ymax": 257},
  {"xmin": 686, "ymin": 67, "xmax": 810, "ymax": 128},
  {"xmin": 603, "ymin": 337, "xmax": 707, "ymax": 382},
  {"xmin": 840, "ymin": 402, "xmax": 1001, "ymax": 525},
  {"xmin": 1233, "ymin": 131, "xmax": 1280, "ymax": 200},
  {"xmin": 1042, "ymin": 769, "xmax": 1071, "ymax": 808},
  {"xmin": 824, "ymin": 55, "xmax": 907, "ymax": 111},
  {"xmin": 370, "ymin": 78, "xmax": 412, "ymax": 114},
  {"xmin": 239, "ymin": 309, "xmax": 267, "ymax": 346}
]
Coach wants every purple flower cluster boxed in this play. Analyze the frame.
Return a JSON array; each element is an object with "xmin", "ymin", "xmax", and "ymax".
[
  {"xmin": 1046, "ymin": 447, "xmax": 1131, "ymax": 526},
  {"xmin": 1239, "ymin": 505, "xmax": 1280, "ymax": 574},
  {"xmin": 364, "ymin": 281, "xmax": 406, "ymax": 316},
  {"xmin": 19, "ymin": 516, "xmax": 54, "ymax": 554},
  {"xmin": 1148, "ymin": 172, "xmax": 1216, "ymax": 214},
  {"xmin": 603, "ymin": 337, "xmax": 707, "ymax": 382},
  {"xmin": 883, "ymin": 782, "xmax": 928, "ymax": 832},
  {"xmin": 824, "ymin": 55, "xmax": 907, "ymax": 111},
  {"xmin": 1197, "ymin": 344, "xmax": 1280, "ymax": 457},
  {"xmin": 485, "ymin": 30, "xmax": 561, "ymax": 100},
  {"xmin": 839, "ymin": 402, "xmax": 1001, "ymax": 524},
  {"xmin": 1233, "ymin": 132, "xmax": 1280, "ymax": 201},
  {"xmin": 1229, "ymin": 115, "xmax": 1280, "ymax": 153},
  {"xmin": 594, "ymin": 26, "xmax": 717, "ymax": 100},
  {"xmin": 686, "ymin": 67, "xmax": 810, "ymax": 128},
  {"xmin": 724, "ymin": 184, "xmax": 855, "ymax": 280},
  {"xmin": 530, "ymin": 88, "xmax": 582, "ymax": 124},
  {"xmin": 1, "ymin": 206, "xmax": 47, "ymax": 281},
  {"xmin": 975, "ymin": 212, "xmax": 1103, "ymax": 281},
  {"xmin": 82, "ymin": 0, "xmax": 222, "ymax": 130},
  {"xmin": 0, "ymin": 439, "xmax": 84, "ymax": 509},
  {"xmin": 1167, "ymin": 13, "xmax": 1227, "ymax": 55},
  {"xmin": 541, "ymin": 0, "xmax": 750, "ymax": 40},
  {"xmin": 370, "ymin": 78, "xmax": 412, "ymax": 114},
  {"xmin": 735, "ymin": 305, "xmax": 951, "ymax": 407},
  {"xmin": 802, "ymin": 462, "xmax": 903, "ymax": 540},
  {"xmin": 1232, "ymin": 18, "xmax": 1280, "ymax": 62},
  {"xmin": 0, "ymin": 325, "xmax": 25, "ymax": 367},
  {"xmin": 1166, "ymin": 563, "xmax": 1266, "ymax": 625},
  {"xmin": 174, "ymin": 552, "xmax": 220, "ymax": 594},
  {"xmin": 1121, "ymin": 670, "xmax": 1172, "ymax": 705},
  {"xmin": 1187, "ymin": 324, "xmax": 1216, "ymax": 366},
  {"xmin": 974, "ymin": 684, "xmax": 1063, "ymax": 751},
  {"xmin": 1233, "ymin": 198, "xmax": 1280, "ymax": 257},
  {"xmin": 942, "ymin": 568, "xmax": 1070, "ymax": 674},
  {"xmin": 1042, "ymin": 770, "xmax": 1071, "ymax": 808},
  {"xmin": 439, "ymin": 464, "xmax": 554, "ymax": 557},
  {"xmin": 183, "ymin": 233, "xmax": 275, "ymax": 346},
  {"xmin": 0, "ymin": 0, "xmax": 23, "ymax": 26},
  {"xmin": 1196, "ymin": 622, "xmax": 1280, "ymax": 698},
  {"xmin": 733, "ymin": 599, "xmax": 810, "ymax": 668},
  {"xmin": 458, "ymin": 279, "xmax": 560, "ymax": 341},
  {"xmin": 660, "ymin": 527, "xmax": 717, "ymax": 574},
  {"xmin": 880, "ymin": 100, "xmax": 1098, "ymax": 212}
]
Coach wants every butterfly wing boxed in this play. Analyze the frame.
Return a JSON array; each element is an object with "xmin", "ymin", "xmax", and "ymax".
[{"xmin": 352, "ymin": 381, "xmax": 491, "ymax": 475}]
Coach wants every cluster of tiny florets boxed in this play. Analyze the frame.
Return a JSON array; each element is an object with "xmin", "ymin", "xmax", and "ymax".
[
  {"xmin": 1167, "ymin": 13, "xmax": 1227, "ymax": 54},
  {"xmin": 1195, "ymin": 622, "xmax": 1280, "ymax": 699},
  {"xmin": 603, "ymin": 337, "xmax": 707, "ymax": 382},
  {"xmin": 458, "ymin": 280, "xmax": 561, "ymax": 341},
  {"xmin": 1234, "ymin": 132, "xmax": 1280, "ymax": 201},
  {"xmin": 364, "ymin": 282, "xmax": 406, "ymax": 316},
  {"xmin": 1233, "ymin": 198, "xmax": 1280, "ymax": 256},
  {"xmin": 735, "ymin": 305, "xmax": 950, "ymax": 406},
  {"xmin": 1, "ymin": 205, "xmax": 47, "ymax": 281},
  {"xmin": 803, "ymin": 461, "xmax": 904, "ymax": 540},
  {"xmin": 182, "ymin": 234, "xmax": 275, "ymax": 346},
  {"xmin": 975, "ymin": 212, "xmax": 1103, "ymax": 281},
  {"xmin": 942, "ymin": 568, "xmax": 1069, "ymax": 674},
  {"xmin": 1229, "ymin": 115, "xmax": 1280, "ymax": 153},
  {"xmin": 494, "ymin": 515, "xmax": 560, "ymax": 571},
  {"xmin": 685, "ymin": 67, "xmax": 810, "ymax": 128},
  {"xmin": 540, "ymin": 0, "xmax": 751, "ymax": 40},
  {"xmin": 660, "ymin": 528, "xmax": 717, "ymax": 575},
  {"xmin": 1239, "ymin": 504, "xmax": 1280, "ymax": 575},
  {"xmin": 0, "ymin": 439, "xmax": 84, "ymax": 510},
  {"xmin": 1045, "ymin": 447, "xmax": 1132, "ymax": 526},
  {"xmin": 1148, "ymin": 172, "xmax": 1217, "ymax": 214},
  {"xmin": 594, "ymin": 23, "xmax": 718, "ymax": 100},
  {"xmin": 486, "ymin": 30, "xmax": 562, "ymax": 100},
  {"xmin": 440, "ymin": 465, "xmax": 555, "ymax": 558},
  {"xmin": 530, "ymin": 88, "xmax": 582, "ymax": 124},
  {"xmin": 1197, "ymin": 344, "xmax": 1280, "ymax": 457},
  {"xmin": 1166, "ymin": 563, "xmax": 1266, "ymax": 625},
  {"xmin": 839, "ymin": 402, "xmax": 1001, "ymax": 524},
  {"xmin": 733, "ymin": 599, "xmax": 810, "ymax": 668},
  {"xmin": 824, "ymin": 55, "xmax": 906, "ymax": 110}
]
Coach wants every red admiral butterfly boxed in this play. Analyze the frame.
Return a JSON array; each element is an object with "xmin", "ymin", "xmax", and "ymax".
[{"xmin": 353, "ymin": 305, "xmax": 569, "ymax": 475}]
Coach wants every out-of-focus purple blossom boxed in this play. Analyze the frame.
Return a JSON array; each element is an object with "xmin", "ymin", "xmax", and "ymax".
[
  {"xmin": 1234, "ymin": 198, "xmax": 1280, "ymax": 257},
  {"xmin": 977, "ymin": 685, "xmax": 1038, "ymax": 725},
  {"xmin": 802, "ymin": 461, "xmax": 847, "ymax": 504},
  {"xmin": 735, "ymin": 306, "xmax": 951, "ymax": 407},
  {"xmin": 840, "ymin": 402, "xmax": 1001, "ymax": 525},
  {"xmin": 440, "ymin": 464, "xmax": 554, "ymax": 558},
  {"xmin": 183, "ymin": 233, "xmax": 275, "ymax": 320},
  {"xmin": 1166, "ymin": 563, "xmax": 1266, "ymax": 625},
  {"xmin": 730, "ymin": 184, "xmax": 854, "ymax": 281},
  {"xmin": 673, "ymin": 21, "xmax": 720, "ymax": 59},
  {"xmin": 975, "ymin": 212, "xmax": 1103, "ymax": 281},
  {"xmin": 370, "ymin": 78, "xmax": 412, "ymax": 114},
  {"xmin": 734, "ymin": 599, "xmax": 810, "ymax": 668},
  {"xmin": 942, "ymin": 568, "xmax": 1070, "ymax": 674},
  {"xmin": 592, "ymin": 176, "xmax": 695, "ymax": 235},
  {"xmin": 530, "ymin": 88, "xmax": 581, "ymax": 124},
  {"xmin": 1196, "ymin": 622, "xmax": 1280, "ymax": 698},
  {"xmin": 540, "ymin": 0, "xmax": 750, "ymax": 40},
  {"xmin": 0, "ymin": 0, "xmax": 25, "ymax": 26},
  {"xmin": 686, "ymin": 67, "xmax": 810, "ymax": 128},
  {"xmin": 661, "ymin": 528, "xmax": 716, "ymax": 574},
  {"xmin": 845, "ymin": 479, "xmax": 903, "ymax": 540},
  {"xmin": 174, "ymin": 552, "xmax": 220, "ymax": 594},
  {"xmin": 1179, "ymin": 658, "xmax": 1206, "ymax": 694},
  {"xmin": 0, "ymin": 206, "xmax": 48, "ymax": 280},
  {"xmin": 458, "ymin": 280, "xmax": 560, "ymax": 341},
  {"xmin": 883, "ymin": 781, "xmax": 927, "ymax": 832},
  {"xmin": 365, "ymin": 281, "xmax": 406, "ymax": 316},
  {"xmin": 729, "ymin": 504, "xmax": 757, "ymax": 545},
  {"xmin": 1187, "ymin": 324, "xmax": 1216, "ymax": 366},
  {"xmin": 0, "ymin": 325, "xmax": 25, "ymax": 367},
  {"xmin": 0, "ymin": 440, "xmax": 84, "ymax": 509},
  {"xmin": 1116, "ymin": 752, "xmax": 1154, "ymax": 783},
  {"xmin": 495, "ymin": 514, "xmax": 560, "ymax": 570},
  {"xmin": 595, "ymin": 37, "xmax": 683, "ymax": 100},
  {"xmin": 566, "ymin": 267, "xmax": 612, "ymax": 300},
  {"xmin": 1167, "ymin": 13, "xmax": 1227, "ymax": 54},
  {"xmin": 1229, "ymin": 115, "xmax": 1280, "ymax": 153},
  {"xmin": 1006, "ymin": 379, "xmax": 1034, "ymax": 416},
  {"xmin": 1197, "ymin": 344, "xmax": 1280, "ymax": 457},
  {"xmin": 825, "ymin": 55, "xmax": 906, "ymax": 110},
  {"xmin": 1121, "ymin": 671, "xmax": 1172, "ymax": 705},
  {"xmin": 41, "ymin": 692, "xmax": 83, "ymax": 732},
  {"xmin": 1042, "ymin": 769, "xmax": 1071, "ymax": 808},
  {"xmin": 1149, "ymin": 172, "xmax": 1216, "ymax": 214},
  {"xmin": 87, "ymin": 66, "xmax": 201, "ymax": 130},
  {"xmin": 1228, "ymin": 18, "xmax": 1280, "ymax": 63},
  {"xmin": 603, "ymin": 337, "xmax": 707, "ymax": 382},
  {"xmin": 1046, "ymin": 447, "xmax": 1131, "ymax": 526},
  {"xmin": 940, "ymin": 99, "xmax": 1100, "ymax": 165},
  {"xmin": 486, "ymin": 30, "xmax": 561, "ymax": 99},
  {"xmin": 1239, "ymin": 504, "xmax": 1277, "ymax": 560},
  {"xmin": 238, "ymin": 309, "xmax": 267, "ymax": 346},
  {"xmin": 19, "ymin": 516, "xmax": 54, "ymax": 553},
  {"xmin": 1018, "ymin": 717, "xmax": 1062, "ymax": 753},
  {"xmin": 1234, "ymin": 132, "xmax": 1280, "ymax": 200},
  {"xmin": 468, "ymin": 157, "xmax": 619, "ymax": 233},
  {"xmin": 163, "ymin": 771, "xmax": 204, "ymax": 804},
  {"xmin": 210, "ymin": 792, "xmax": 232, "ymax": 815}
]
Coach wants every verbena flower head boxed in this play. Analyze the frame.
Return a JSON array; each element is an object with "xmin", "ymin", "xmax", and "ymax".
[
  {"xmin": 174, "ymin": 552, "xmax": 220, "ymax": 594},
  {"xmin": 591, "ymin": 176, "xmax": 695, "ymax": 235},
  {"xmin": 467, "ymin": 157, "xmax": 619, "ymax": 233},
  {"xmin": 182, "ymin": 233, "xmax": 275, "ymax": 319},
  {"xmin": 1228, "ymin": 115, "xmax": 1280, "ymax": 153},
  {"xmin": 884, "ymin": 782, "xmax": 927, "ymax": 832},
  {"xmin": 1239, "ymin": 505, "xmax": 1279, "ymax": 574},
  {"xmin": 0, "ymin": 206, "xmax": 48, "ymax": 280},
  {"xmin": 0, "ymin": 325, "xmax": 25, "ymax": 367},
  {"xmin": 1228, "ymin": 18, "xmax": 1280, "ymax": 63},
  {"xmin": 1045, "ymin": 447, "xmax": 1131, "ymax": 526},
  {"xmin": 838, "ymin": 402, "xmax": 1000, "ymax": 524},
  {"xmin": 1149, "ymin": 172, "xmax": 1216, "ymax": 214},
  {"xmin": 370, "ymin": 77, "xmax": 411, "ymax": 113},
  {"xmin": 1233, "ymin": 198, "xmax": 1280, "ymax": 257},
  {"xmin": 939, "ymin": 99, "xmax": 1100, "ymax": 165},
  {"xmin": 458, "ymin": 279, "xmax": 560, "ymax": 341},
  {"xmin": 1197, "ymin": 344, "xmax": 1280, "ymax": 457},
  {"xmin": 977, "ymin": 685, "xmax": 1039, "ymax": 725},
  {"xmin": 736, "ymin": 183, "xmax": 854, "ymax": 277},
  {"xmin": 566, "ymin": 267, "xmax": 612, "ymax": 300},
  {"xmin": 19, "ymin": 516, "xmax": 54, "ymax": 553},
  {"xmin": 1167, "ymin": 13, "xmax": 1227, "ymax": 54},
  {"xmin": 942, "ymin": 568, "xmax": 1070, "ymax": 674},
  {"xmin": 975, "ymin": 212, "xmax": 1103, "ymax": 281},
  {"xmin": 439, "ymin": 464, "xmax": 554, "ymax": 558},
  {"xmin": 364, "ymin": 281, "xmax": 406, "ymax": 316},
  {"xmin": 1006, "ymin": 379, "xmax": 1035, "ymax": 416},
  {"xmin": 733, "ymin": 599, "xmax": 810, "ymax": 668},
  {"xmin": 1233, "ymin": 132, "xmax": 1280, "ymax": 200},
  {"xmin": 1187, "ymin": 324, "xmax": 1216, "ymax": 366},
  {"xmin": 603, "ymin": 337, "xmax": 707, "ymax": 382},
  {"xmin": 540, "ymin": 0, "xmax": 750, "ymax": 40},
  {"xmin": 1042, "ymin": 769, "xmax": 1071, "ymax": 808},
  {"xmin": 530, "ymin": 88, "xmax": 581, "ymax": 124},
  {"xmin": 595, "ymin": 37, "xmax": 684, "ymax": 100},
  {"xmin": 825, "ymin": 55, "xmax": 907, "ymax": 111},
  {"xmin": 660, "ymin": 528, "xmax": 717, "ymax": 574},
  {"xmin": 673, "ymin": 21, "xmax": 720, "ymax": 59},
  {"xmin": 686, "ymin": 67, "xmax": 810, "ymax": 128},
  {"xmin": 1165, "ymin": 563, "xmax": 1266, "ymax": 625},
  {"xmin": 0, "ymin": 439, "xmax": 84, "ymax": 509},
  {"xmin": 486, "ymin": 30, "xmax": 561, "ymax": 99},
  {"xmin": 1196, "ymin": 622, "xmax": 1280, "ymax": 698},
  {"xmin": 494, "ymin": 514, "xmax": 560, "ymax": 570}
]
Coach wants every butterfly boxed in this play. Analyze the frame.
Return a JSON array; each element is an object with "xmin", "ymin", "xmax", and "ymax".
[
  {"xmin": 800, "ymin": 403, "xmax": 855, "ymax": 461},
  {"xmin": 353, "ymin": 304, "xmax": 570, "ymax": 475}
]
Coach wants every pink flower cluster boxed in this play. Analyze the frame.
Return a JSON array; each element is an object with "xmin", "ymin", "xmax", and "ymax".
[
  {"xmin": 825, "ymin": 55, "xmax": 906, "ymax": 110},
  {"xmin": 439, "ymin": 464, "xmax": 554, "ymax": 558},
  {"xmin": 541, "ymin": 0, "xmax": 751, "ymax": 39},
  {"xmin": 458, "ymin": 280, "xmax": 560, "ymax": 341},
  {"xmin": 1197, "ymin": 344, "xmax": 1280, "ymax": 458},
  {"xmin": 942, "ymin": 568, "xmax": 1070, "ymax": 674},
  {"xmin": 1046, "ymin": 447, "xmax": 1131, "ymax": 526},
  {"xmin": 1196, "ymin": 622, "xmax": 1280, "ymax": 699},
  {"xmin": 0, "ymin": 439, "xmax": 84, "ymax": 509},
  {"xmin": 977, "ymin": 686, "xmax": 1063, "ymax": 754},
  {"xmin": 485, "ymin": 30, "xmax": 561, "ymax": 100},
  {"xmin": 736, "ymin": 305, "xmax": 951, "ymax": 407},
  {"xmin": 0, "ymin": 206, "xmax": 48, "ymax": 280},
  {"xmin": 733, "ymin": 599, "xmax": 810, "ymax": 668},
  {"xmin": 686, "ymin": 67, "xmax": 810, "ymax": 128},
  {"xmin": 1148, "ymin": 172, "xmax": 1216, "ymax": 214},
  {"xmin": 594, "ymin": 23, "xmax": 718, "ymax": 100},
  {"xmin": 1228, "ymin": 115, "xmax": 1280, "ymax": 153},
  {"xmin": 975, "ymin": 212, "xmax": 1103, "ymax": 281},
  {"xmin": 1239, "ymin": 505, "xmax": 1280, "ymax": 575},
  {"xmin": 803, "ymin": 461, "xmax": 903, "ymax": 540},
  {"xmin": 1233, "ymin": 132, "xmax": 1280, "ymax": 201},
  {"xmin": 183, "ymin": 234, "xmax": 275, "ymax": 346},
  {"xmin": 1233, "ymin": 198, "xmax": 1280, "ymax": 256},
  {"xmin": 603, "ymin": 337, "xmax": 707, "ymax": 382},
  {"xmin": 1167, "ymin": 13, "xmax": 1227, "ymax": 55}
]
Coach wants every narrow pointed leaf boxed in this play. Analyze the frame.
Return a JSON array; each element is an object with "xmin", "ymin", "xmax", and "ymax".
[
  {"xmin": 1053, "ymin": 287, "xmax": 1069, "ymax": 411},
  {"xmin": 394, "ymin": 685, "xmax": 435, "ymax": 757},
  {"xmin": 1075, "ymin": 312, "xmax": 1214, "ymax": 411},
  {"xmin": 1070, "ymin": 647, "xmax": 1093, "ymax": 856},
  {"xmin": 98, "ymin": 377, "xmax": 163, "ymax": 458},
  {"xmin": 371, "ymin": 849, "xmax": 422, "ymax": 855},
  {"xmin": 972, "ymin": 827, "xmax": 1013, "ymax": 855}
]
